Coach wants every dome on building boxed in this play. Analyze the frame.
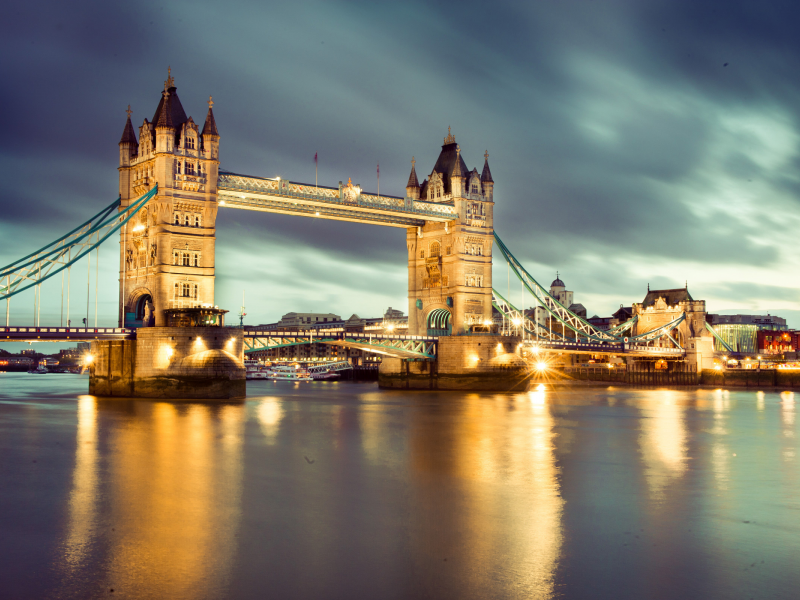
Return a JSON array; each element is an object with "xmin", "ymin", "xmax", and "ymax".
[{"xmin": 551, "ymin": 272, "xmax": 565, "ymax": 288}]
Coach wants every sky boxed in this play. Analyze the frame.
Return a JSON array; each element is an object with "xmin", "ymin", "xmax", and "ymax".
[{"xmin": 2, "ymin": 0, "xmax": 800, "ymax": 352}]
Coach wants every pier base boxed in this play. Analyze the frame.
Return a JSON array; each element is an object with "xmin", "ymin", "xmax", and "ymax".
[
  {"xmin": 89, "ymin": 327, "xmax": 246, "ymax": 399},
  {"xmin": 379, "ymin": 335, "xmax": 529, "ymax": 391}
]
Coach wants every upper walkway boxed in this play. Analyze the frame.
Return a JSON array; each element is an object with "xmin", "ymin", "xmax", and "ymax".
[{"xmin": 217, "ymin": 171, "xmax": 457, "ymax": 228}]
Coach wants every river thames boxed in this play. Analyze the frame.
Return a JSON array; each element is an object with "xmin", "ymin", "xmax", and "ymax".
[{"xmin": 0, "ymin": 373, "xmax": 798, "ymax": 599}]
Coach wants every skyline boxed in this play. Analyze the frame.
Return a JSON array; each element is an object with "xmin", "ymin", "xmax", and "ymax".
[{"xmin": 2, "ymin": 0, "xmax": 800, "ymax": 348}]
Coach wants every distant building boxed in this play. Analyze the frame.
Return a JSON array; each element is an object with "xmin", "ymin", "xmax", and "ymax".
[
  {"xmin": 707, "ymin": 314, "xmax": 787, "ymax": 354},
  {"xmin": 60, "ymin": 347, "xmax": 82, "ymax": 359},
  {"xmin": 758, "ymin": 330, "xmax": 797, "ymax": 358},
  {"xmin": 21, "ymin": 349, "xmax": 36, "ymax": 356},
  {"xmin": 524, "ymin": 274, "xmax": 588, "ymax": 337},
  {"xmin": 277, "ymin": 312, "xmax": 342, "ymax": 328}
]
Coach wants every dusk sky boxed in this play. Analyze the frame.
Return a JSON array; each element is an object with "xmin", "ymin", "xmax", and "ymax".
[{"xmin": 2, "ymin": 0, "xmax": 800, "ymax": 347}]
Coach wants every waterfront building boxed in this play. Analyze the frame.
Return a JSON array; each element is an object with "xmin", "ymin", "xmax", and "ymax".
[
  {"xmin": 708, "ymin": 314, "xmax": 787, "ymax": 354},
  {"xmin": 757, "ymin": 329, "xmax": 797, "ymax": 358}
]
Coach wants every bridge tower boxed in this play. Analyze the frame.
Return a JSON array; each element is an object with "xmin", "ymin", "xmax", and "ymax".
[
  {"xmin": 405, "ymin": 130, "xmax": 494, "ymax": 335},
  {"xmin": 117, "ymin": 69, "xmax": 220, "ymax": 327}
]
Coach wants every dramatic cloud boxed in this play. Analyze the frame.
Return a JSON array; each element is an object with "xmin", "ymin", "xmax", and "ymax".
[{"xmin": 2, "ymin": 0, "xmax": 800, "ymax": 344}]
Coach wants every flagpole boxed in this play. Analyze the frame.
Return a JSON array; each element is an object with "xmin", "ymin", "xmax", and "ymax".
[
  {"xmin": 315, "ymin": 152, "xmax": 318, "ymax": 191},
  {"xmin": 377, "ymin": 163, "xmax": 380, "ymax": 198}
]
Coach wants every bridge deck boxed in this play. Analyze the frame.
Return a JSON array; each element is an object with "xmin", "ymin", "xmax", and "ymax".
[
  {"xmin": 1, "ymin": 326, "xmax": 133, "ymax": 342},
  {"xmin": 218, "ymin": 172, "xmax": 457, "ymax": 228}
]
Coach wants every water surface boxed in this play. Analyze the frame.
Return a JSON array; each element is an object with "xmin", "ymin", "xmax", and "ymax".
[{"xmin": 0, "ymin": 373, "xmax": 797, "ymax": 599}]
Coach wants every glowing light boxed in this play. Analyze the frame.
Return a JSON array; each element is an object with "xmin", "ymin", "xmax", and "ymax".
[
  {"xmin": 83, "ymin": 354, "xmax": 94, "ymax": 365},
  {"xmin": 536, "ymin": 362, "xmax": 547, "ymax": 372},
  {"xmin": 607, "ymin": 363, "xmax": 614, "ymax": 369},
  {"xmin": 483, "ymin": 320, "xmax": 492, "ymax": 327},
  {"xmin": 219, "ymin": 200, "xmax": 226, "ymax": 206},
  {"xmin": 536, "ymin": 383, "xmax": 545, "ymax": 391},
  {"xmin": 471, "ymin": 355, "xmax": 480, "ymax": 363},
  {"xmin": 386, "ymin": 324, "xmax": 395, "ymax": 332},
  {"xmin": 315, "ymin": 211, "xmax": 320, "ymax": 216},
  {"xmin": 132, "ymin": 224, "xmax": 145, "ymax": 232},
  {"xmin": 512, "ymin": 318, "xmax": 522, "ymax": 326},
  {"xmin": 531, "ymin": 345, "xmax": 540, "ymax": 354},
  {"xmin": 714, "ymin": 365, "xmax": 722, "ymax": 371},
  {"xmin": 276, "ymin": 176, "xmax": 281, "ymax": 181},
  {"xmin": 723, "ymin": 356, "xmax": 728, "ymax": 360},
  {"xmin": 165, "ymin": 347, "xmax": 173, "ymax": 359}
]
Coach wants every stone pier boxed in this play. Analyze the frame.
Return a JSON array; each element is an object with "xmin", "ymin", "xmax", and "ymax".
[
  {"xmin": 89, "ymin": 326, "xmax": 245, "ymax": 399},
  {"xmin": 379, "ymin": 335, "xmax": 530, "ymax": 391}
]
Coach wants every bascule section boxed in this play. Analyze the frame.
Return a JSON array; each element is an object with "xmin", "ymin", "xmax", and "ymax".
[{"xmin": 117, "ymin": 69, "xmax": 220, "ymax": 328}]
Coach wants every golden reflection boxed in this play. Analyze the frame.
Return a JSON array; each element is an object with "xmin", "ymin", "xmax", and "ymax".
[
  {"xmin": 757, "ymin": 390, "xmax": 766, "ymax": 412},
  {"xmin": 101, "ymin": 401, "xmax": 245, "ymax": 597},
  {"xmin": 639, "ymin": 391, "xmax": 687, "ymax": 499},
  {"xmin": 256, "ymin": 397, "xmax": 284, "ymax": 443},
  {"xmin": 711, "ymin": 389, "xmax": 730, "ymax": 491},
  {"xmin": 781, "ymin": 393, "xmax": 796, "ymax": 463},
  {"xmin": 62, "ymin": 396, "xmax": 98, "ymax": 570},
  {"xmin": 409, "ymin": 391, "xmax": 563, "ymax": 598}
]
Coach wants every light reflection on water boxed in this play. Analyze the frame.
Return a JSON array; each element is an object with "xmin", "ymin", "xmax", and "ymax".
[{"xmin": 0, "ymin": 374, "xmax": 799, "ymax": 599}]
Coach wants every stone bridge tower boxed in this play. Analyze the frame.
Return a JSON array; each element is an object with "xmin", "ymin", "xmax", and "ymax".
[
  {"xmin": 632, "ymin": 286, "xmax": 716, "ymax": 369},
  {"xmin": 117, "ymin": 70, "xmax": 220, "ymax": 327},
  {"xmin": 405, "ymin": 130, "xmax": 494, "ymax": 336}
]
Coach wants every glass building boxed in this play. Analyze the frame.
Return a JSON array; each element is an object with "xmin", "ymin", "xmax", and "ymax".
[{"xmin": 708, "ymin": 314, "xmax": 787, "ymax": 354}]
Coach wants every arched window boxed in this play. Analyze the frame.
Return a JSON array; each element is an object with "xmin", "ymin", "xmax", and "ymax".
[
  {"xmin": 172, "ymin": 250, "xmax": 179, "ymax": 265},
  {"xmin": 177, "ymin": 161, "xmax": 182, "ymax": 174},
  {"xmin": 184, "ymin": 214, "xmax": 190, "ymax": 226},
  {"xmin": 193, "ymin": 253, "xmax": 199, "ymax": 267},
  {"xmin": 419, "ymin": 250, "xmax": 425, "ymax": 259},
  {"xmin": 182, "ymin": 252, "xmax": 190, "ymax": 266},
  {"xmin": 174, "ymin": 282, "xmax": 179, "ymax": 298},
  {"xmin": 194, "ymin": 215, "xmax": 201, "ymax": 228},
  {"xmin": 430, "ymin": 241, "xmax": 441, "ymax": 258},
  {"xmin": 193, "ymin": 284, "xmax": 199, "ymax": 299},
  {"xmin": 187, "ymin": 137, "xmax": 195, "ymax": 150},
  {"xmin": 174, "ymin": 212, "xmax": 180, "ymax": 225}
]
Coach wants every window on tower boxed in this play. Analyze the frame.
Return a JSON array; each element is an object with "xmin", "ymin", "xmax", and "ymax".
[
  {"xmin": 182, "ymin": 252, "xmax": 190, "ymax": 266},
  {"xmin": 184, "ymin": 214, "xmax": 190, "ymax": 226}
]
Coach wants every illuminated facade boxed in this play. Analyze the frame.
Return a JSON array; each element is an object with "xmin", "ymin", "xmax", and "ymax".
[
  {"xmin": 405, "ymin": 131, "xmax": 495, "ymax": 335},
  {"xmin": 118, "ymin": 69, "xmax": 220, "ymax": 327}
]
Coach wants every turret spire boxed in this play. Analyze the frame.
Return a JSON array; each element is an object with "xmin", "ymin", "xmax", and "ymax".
[
  {"xmin": 202, "ymin": 96, "xmax": 219, "ymax": 136},
  {"xmin": 406, "ymin": 156, "xmax": 419, "ymax": 189},
  {"xmin": 481, "ymin": 149, "xmax": 493, "ymax": 183},
  {"xmin": 119, "ymin": 105, "xmax": 138, "ymax": 145}
]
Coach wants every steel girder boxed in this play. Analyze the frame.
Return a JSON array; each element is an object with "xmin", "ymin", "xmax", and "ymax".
[
  {"xmin": 0, "ymin": 186, "xmax": 158, "ymax": 301},
  {"xmin": 243, "ymin": 331, "xmax": 438, "ymax": 360},
  {"xmin": 493, "ymin": 233, "xmax": 620, "ymax": 342}
]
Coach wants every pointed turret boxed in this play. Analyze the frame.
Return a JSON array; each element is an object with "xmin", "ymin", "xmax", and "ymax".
[
  {"xmin": 481, "ymin": 150, "xmax": 494, "ymax": 201},
  {"xmin": 202, "ymin": 98, "xmax": 219, "ymax": 137},
  {"xmin": 119, "ymin": 105, "xmax": 138, "ymax": 166},
  {"xmin": 405, "ymin": 157, "xmax": 420, "ymax": 200},
  {"xmin": 201, "ymin": 96, "xmax": 220, "ymax": 161},
  {"xmin": 450, "ymin": 145, "xmax": 466, "ymax": 197}
]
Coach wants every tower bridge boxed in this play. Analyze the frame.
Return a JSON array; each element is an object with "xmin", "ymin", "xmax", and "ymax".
[{"xmin": 0, "ymin": 70, "xmax": 722, "ymax": 397}]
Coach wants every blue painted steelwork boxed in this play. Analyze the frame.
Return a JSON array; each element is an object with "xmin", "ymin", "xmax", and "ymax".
[
  {"xmin": 243, "ymin": 330, "xmax": 438, "ymax": 360},
  {"xmin": 493, "ymin": 233, "xmax": 685, "ymax": 347},
  {"xmin": 0, "ymin": 186, "xmax": 158, "ymax": 301},
  {"xmin": 426, "ymin": 308, "xmax": 451, "ymax": 336}
]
